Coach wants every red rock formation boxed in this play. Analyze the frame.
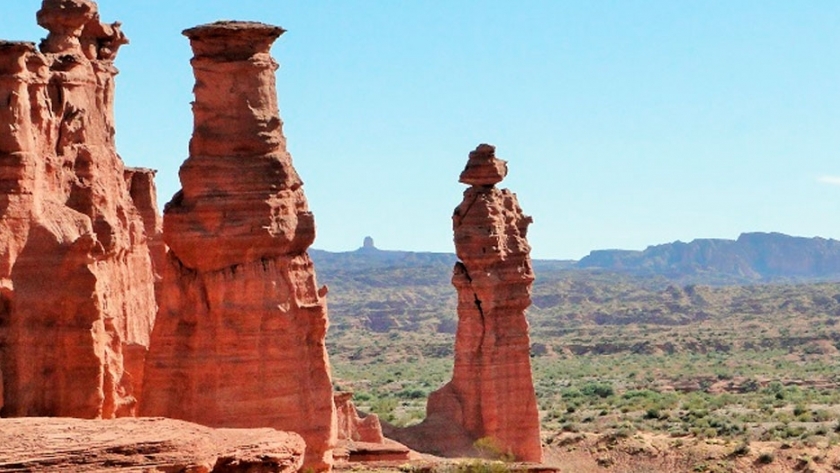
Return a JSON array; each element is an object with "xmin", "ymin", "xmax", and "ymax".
[
  {"xmin": 0, "ymin": 0, "xmax": 156, "ymax": 419},
  {"xmin": 124, "ymin": 167, "xmax": 164, "ymax": 282},
  {"xmin": 334, "ymin": 392, "xmax": 411, "ymax": 463},
  {"xmin": 0, "ymin": 417, "xmax": 305, "ymax": 472},
  {"xmin": 386, "ymin": 144, "xmax": 543, "ymax": 462},
  {"xmin": 335, "ymin": 392, "xmax": 385, "ymax": 444},
  {"xmin": 141, "ymin": 21, "xmax": 336, "ymax": 471}
]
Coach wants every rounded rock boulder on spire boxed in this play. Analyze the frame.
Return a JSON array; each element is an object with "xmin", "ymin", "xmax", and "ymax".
[{"xmin": 458, "ymin": 143, "xmax": 508, "ymax": 187}]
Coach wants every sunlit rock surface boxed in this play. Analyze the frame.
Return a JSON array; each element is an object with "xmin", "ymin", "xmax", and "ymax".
[
  {"xmin": 0, "ymin": 0, "xmax": 156, "ymax": 419},
  {"xmin": 141, "ymin": 21, "xmax": 336, "ymax": 471},
  {"xmin": 0, "ymin": 417, "xmax": 305, "ymax": 472},
  {"xmin": 386, "ymin": 144, "xmax": 543, "ymax": 463}
]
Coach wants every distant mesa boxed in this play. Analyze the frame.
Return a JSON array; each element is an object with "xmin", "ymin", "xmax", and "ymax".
[
  {"xmin": 362, "ymin": 236, "xmax": 376, "ymax": 250},
  {"xmin": 577, "ymin": 232, "xmax": 840, "ymax": 283}
]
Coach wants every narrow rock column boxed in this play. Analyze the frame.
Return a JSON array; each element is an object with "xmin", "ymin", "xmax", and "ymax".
[
  {"xmin": 384, "ymin": 144, "xmax": 543, "ymax": 462},
  {"xmin": 141, "ymin": 21, "xmax": 337, "ymax": 471},
  {"xmin": 0, "ymin": 0, "xmax": 156, "ymax": 419},
  {"xmin": 443, "ymin": 144, "xmax": 543, "ymax": 462}
]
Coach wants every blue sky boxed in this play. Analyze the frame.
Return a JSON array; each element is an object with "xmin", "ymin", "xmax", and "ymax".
[{"xmin": 4, "ymin": 1, "xmax": 840, "ymax": 259}]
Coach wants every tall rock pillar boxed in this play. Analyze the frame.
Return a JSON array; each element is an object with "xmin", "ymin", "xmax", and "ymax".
[
  {"xmin": 141, "ymin": 21, "xmax": 337, "ymax": 471},
  {"xmin": 444, "ymin": 144, "xmax": 543, "ymax": 462},
  {"xmin": 385, "ymin": 144, "xmax": 543, "ymax": 462},
  {"xmin": 0, "ymin": 0, "xmax": 156, "ymax": 418}
]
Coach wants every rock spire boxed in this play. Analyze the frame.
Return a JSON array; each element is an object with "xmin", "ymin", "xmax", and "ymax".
[
  {"xmin": 140, "ymin": 21, "xmax": 337, "ymax": 471},
  {"xmin": 386, "ymin": 144, "xmax": 543, "ymax": 462},
  {"xmin": 0, "ymin": 0, "xmax": 156, "ymax": 418}
]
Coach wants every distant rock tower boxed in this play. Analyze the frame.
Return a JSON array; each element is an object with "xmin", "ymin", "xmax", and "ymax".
[
  {"xmin": 385, "ymin": 144, "xmax": 543, "ymax": 462},
  {"xmin": 140, "ymin": 21, "xmax": 336, "ymax": 471},
  {"xmin": 363, "ymin": 236, "xmax": 375, "ymax": 249}
]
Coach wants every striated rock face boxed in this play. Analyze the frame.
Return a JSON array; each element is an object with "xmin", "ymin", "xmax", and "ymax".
[
  {"xmin": 0, "ymin": 0, "xmax": 156, "ymax": 418},
  {"xmin": 124, "ymin": 167, "xmax": 164, "ymax": 283},
  {"xmin": 141, "ymin": 21, "xmax": 336, "ymax": 471},
  {"xmin": 386, "ymin": 144, "xmax": 543, "ymax": 462},
  {"xmin": 0, "ymin": 417, "xmax": 305, "ymax": 472}
]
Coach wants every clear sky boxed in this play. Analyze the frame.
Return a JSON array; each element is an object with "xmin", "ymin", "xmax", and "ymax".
[{"xmin": 4, "ymin": 1, "xmax": 840, "ymax": 259}]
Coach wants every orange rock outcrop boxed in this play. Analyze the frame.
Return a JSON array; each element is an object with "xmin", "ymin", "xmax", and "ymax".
[
  {"xmin": 141, "ymin": 21, "xmax": 336, "ymax": 471},
  {"xmin": 387, "ymin": 144, "xmax": 543, "ymax": 462},
  {"xmin": 124, "ymin": 167, "xmax": 164, "ymax": 285},
  {"xmin": 0, "ymin": 417, "xmax": 305, "ymax": 472},
  {"xmin": 0, "ymin": 0, "xmax": 156, "ymax": 418},
  {"xmin": 335, "ymin": 392, "xmax": 385, "ymax": 444}
]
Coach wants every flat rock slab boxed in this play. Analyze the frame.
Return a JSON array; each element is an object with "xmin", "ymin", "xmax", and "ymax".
[
  {"xmin": 0, "ymin": 417, "xmax": 305, "ymax": 472},
  {"xmin": 341, "ymin": 440, "xmax": 412, "ymax": 463}
]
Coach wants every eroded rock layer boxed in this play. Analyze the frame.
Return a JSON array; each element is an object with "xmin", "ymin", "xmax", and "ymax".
[
  {"xmin": 0, "ymin": 0, "xmax": 156, "ymax": 418},
  {"xmin": 0, "ymin": 417, "xmax": 305, "ymax": 472},
  {"xmin": 141, "ymin": 21, "xmax": 336, "ymax": 471},
  {"xmin": 387, "ymin": 144, "xmax": 543, "ymax": 462}
]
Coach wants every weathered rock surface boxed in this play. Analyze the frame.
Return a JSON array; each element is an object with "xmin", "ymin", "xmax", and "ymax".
[
  {"xmin": 124, "ymin": 167, "xmax": 164, "ymax": 284},
  {"xmin": 333, "ymin": 393, "xmax": 411, "ymax": 463},
  {"xmin": 141, "ymin": 21, "xmax": 336, "ymax": 471},
  {"xmin": 0, "ymin": 416, "xmax": 304, "ymax": 472},
  {"xmin": 0, "ymin": 0, "xmax": 156, "ymax": 418},
  {"xmin": 335, "ymin": 392, "xmax": 384, "ymax": 444},
  {"xmin": 386, "ymin": 144, "xmax": 543, "ymax": 462}
]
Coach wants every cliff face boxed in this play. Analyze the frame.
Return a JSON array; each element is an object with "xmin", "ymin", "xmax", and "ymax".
[
  {"xmin": 140, "ymin": 21, "xmax": 336, "ymax": 472},
  {"xmin": 0, "ymin": 0, "xmax": 156, "ymax": 418},
  {"xmin": 385, "ymin": 145, "xmax": 542, "ymax": 462}
]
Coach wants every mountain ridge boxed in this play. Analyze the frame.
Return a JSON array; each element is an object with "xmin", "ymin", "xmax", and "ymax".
[{"xmin": 312, "ymin": 232, "xmax": 840, "ymax": 285}]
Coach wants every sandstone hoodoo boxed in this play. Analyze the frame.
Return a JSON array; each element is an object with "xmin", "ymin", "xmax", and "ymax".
[
  {"xmin": 0, "ymin": 0, "xmax": 157, "ymax": 418},
  {"xmin": 387, "ymin": 144, "xmax": 543, "ymax": 462},
  {"xmin": 140, "ymin": 21, "xmax": 336, "ymax": 471}
]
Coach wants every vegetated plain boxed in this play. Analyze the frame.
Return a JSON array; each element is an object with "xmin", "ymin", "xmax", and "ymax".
[{"xmin": 315, "ymin": 247, "xmax": 840, "ymax": 471}]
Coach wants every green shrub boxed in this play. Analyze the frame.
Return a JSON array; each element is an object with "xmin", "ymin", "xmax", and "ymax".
[
  {"xmin": 580, "ymin": 382, "xmax": 615, "ymax": 399},
  {"xmin": 756, "ymin": 452, "xmax": 775, "ymax": 464},
  {"xmin": 729, "ymin": 442, "xmax": 750, "ymax": 457},
  {"xmin": 644, "ymin": 408, "xmax": 662, "ymax": 420},
  {"xmin": 473, "ymin": 437, "xmax": 514, "ymax": 462}
]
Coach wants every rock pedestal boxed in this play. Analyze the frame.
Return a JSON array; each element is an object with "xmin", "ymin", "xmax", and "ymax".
[
  {"xmin": 386, "ymin": 144, "xmax": 543, "ymax": 462},
  {"xmin": 0, "ymin": 0, "xmax": 156, "ymax": 419},
  {"xmin": 140, "ymin": 21, "xmax": 336, "ymax": 471}
]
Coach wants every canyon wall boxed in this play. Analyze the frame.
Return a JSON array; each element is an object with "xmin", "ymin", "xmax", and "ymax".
[
  {"xmin": 140, "ymin": 21, "xmax": 336, "ymax": 471},
  {"xmin": 0, "ymin": 0, "xmax": 156, "ymax": 418},
  {"xmin": 386, "ymin": 144, "xmax": 543, "ymax": 462}
]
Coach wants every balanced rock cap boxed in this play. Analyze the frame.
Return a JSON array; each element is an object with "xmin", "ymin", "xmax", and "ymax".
[
  {"xmin": 459, "ymin": 143, "xmax": 508, "ymax": 187},
  {"xmin": 37, "ymin": 0, "xmax": 97, "ymax": 35},
  {"xmin": 183, "ymin": 21, "xmax": 286, "ymax": 60}
]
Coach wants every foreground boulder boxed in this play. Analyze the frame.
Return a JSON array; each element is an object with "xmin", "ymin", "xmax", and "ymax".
[
  {"xmin": 386, "ymin": 144, "xmax": 543, "ymax": 462},
  {"xmin": 0, "ymin": 0, "xmax": 156, "ymax": 418},
  {"xmin": 0, "ymin": 417, "xmax": 304, "ymax": 472},
  {"xmin": 141, "ymin": 21, "xmax": 336, "ymax": 471}
]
